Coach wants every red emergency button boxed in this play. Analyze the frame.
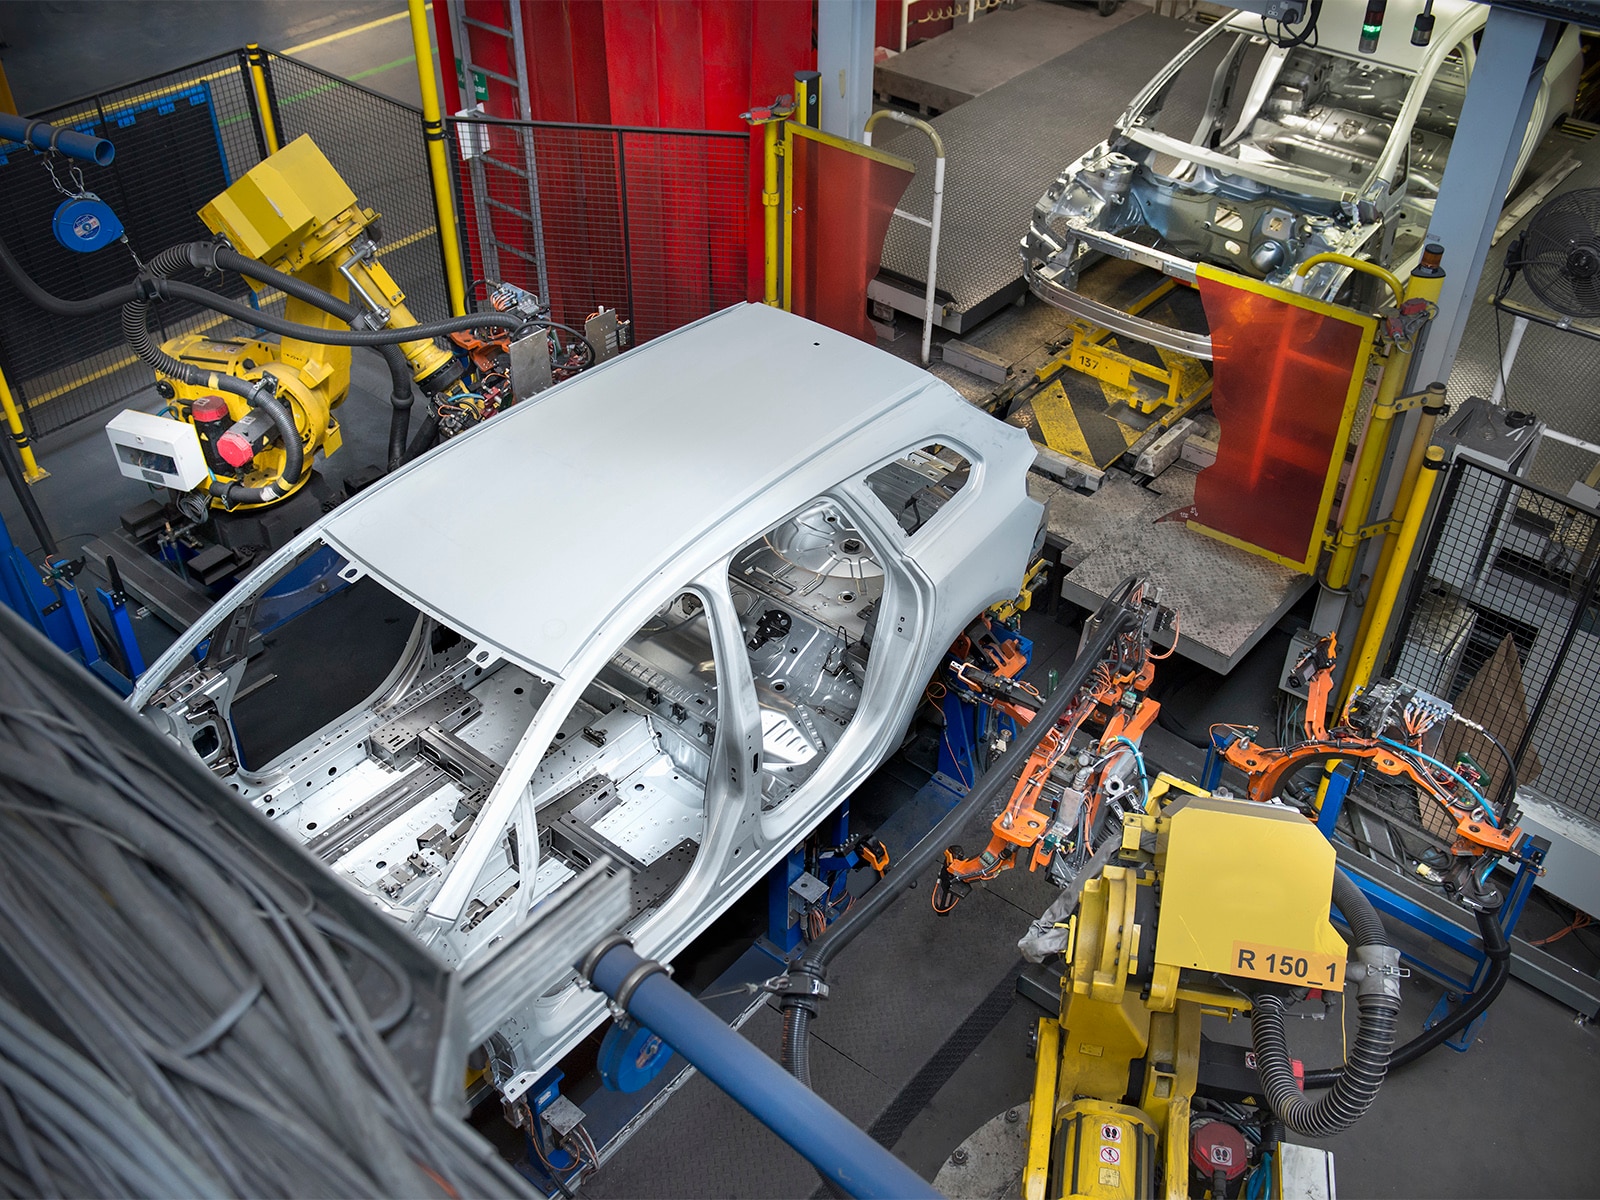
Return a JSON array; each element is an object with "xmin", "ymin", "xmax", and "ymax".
[{"xmin": 217, "ymin": 431, "xmax": 257, "ymax": 468}]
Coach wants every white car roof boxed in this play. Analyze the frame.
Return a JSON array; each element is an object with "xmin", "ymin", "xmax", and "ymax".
[
  {"xmin": 1223, "ymin": 0, "xmax": 1484, "ymax": 74},
  {"xmin": 322, "ymin": 303, "xmax": 953, "ymax": 678}
]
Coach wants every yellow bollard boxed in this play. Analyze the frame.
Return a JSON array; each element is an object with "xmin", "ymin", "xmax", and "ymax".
[
  {"xmin": 763, "ymin": 119, "xmax": 782, "ymax": 306},
  {"xmin": 407, "ymin": 0, "xmax": 468, "ymax": 317},
  {"xmin": 1338, "ymin": 383, "xmax": 1449, "ymax": 708},
  {"xmin": 0, "ymin": 366, "xmax": 45, "ymax": 483},
  {"xmin": 1343, "ymin": 446, "xmax": 1447, "ymax": 701},
  {"xmin": 1322, "ymin": 248, "xmax": 1446, "ymax": 590},
  {"xmin": 245, "ymin": 45, "xmax": 281, "ymax": 155}
]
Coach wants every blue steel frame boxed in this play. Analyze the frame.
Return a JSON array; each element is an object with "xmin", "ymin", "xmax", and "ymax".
[
  {"xmin": 768, "ymin": 801, "xmax": 853, "ymax": 953},
  {"xmin": 0, "ymin": 509, "xmax": 136, "ymax": 694},
  {"xmin": 937, "ymin": 623, "xmax": 1033, "ymax": 786},
  {"xmin": 1203, "ymin": 726, "xmax": 1547, "ymax": 1038}
]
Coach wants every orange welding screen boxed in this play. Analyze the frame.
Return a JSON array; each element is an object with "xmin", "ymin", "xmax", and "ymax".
[
  {"xmin": 1194, "ymin": 269, "xmax": 1372, "ymax": 566},
  {"xmin": 788, "ymin": 134, "xmax": 913, "ymax": 342}
]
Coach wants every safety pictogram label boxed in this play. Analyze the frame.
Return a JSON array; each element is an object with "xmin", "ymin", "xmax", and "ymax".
[
  {"xmin": 1099, "ymin": 1146, "xmax": 1121, "ymax": 1166},
  {"xmin": 1100, "ymin": 1124, "xmax": 1122, "ymax": 1143}
]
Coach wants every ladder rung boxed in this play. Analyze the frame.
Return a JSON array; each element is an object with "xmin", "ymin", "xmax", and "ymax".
[
  {"xmin": 461, "ymin": 15, "xmax": 514, "ymax": 36},
  {"xmin": 473, "ymin": 64, "xmax": 521, "ymax": 88},
  {"xmin": 481, "ymin": 154, "xmax": 529, "ymax": 180},
  {"xmin": 488, "ymin": 241, "xmax": 539, "ymax": 266},
  {"xmin": 484, "ymin": 196, "xmax": 528, "ymax": 216}
]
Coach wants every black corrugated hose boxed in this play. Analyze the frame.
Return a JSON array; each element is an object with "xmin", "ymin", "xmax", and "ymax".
[
  {"xmin": 778, "ymin": 580, "xmax": 1145, "ymax": 1076},
  {"xmin": 120, "ymin": 245, "xmax": 303, "ymax": 508},
  {"xmin": 1249, "ymin": 869, "xmax": 1401, "ymax": 1138},
  {"xmin": 1303, "ymin": 901, "xmax": 1511, "ymax": 1088},
  {"xmin": 206, "ymin": 245, "xmax": 418, "ymax": 474}
]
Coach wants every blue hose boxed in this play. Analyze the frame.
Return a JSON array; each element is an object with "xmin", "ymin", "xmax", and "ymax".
[
  {"xmin": 1109, "ymin": 735, "xmax": 1149, "ymax": 810},
  {"xmin": 586, "ymin": 943, "xmax": 938, "ymax": 1199},
  {"xmin": 1377, "ymin": 737, "xmax": 1497, "ymax": 826}
]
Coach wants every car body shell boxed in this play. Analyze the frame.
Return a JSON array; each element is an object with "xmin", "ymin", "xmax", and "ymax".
[
  {"xmin": 1021, "ymin": 0, "xmax": 1581, "ymax": 356},
  {"xmin": 131, "ymin": 302, "xmax": 1043, "ymax": 1091}
]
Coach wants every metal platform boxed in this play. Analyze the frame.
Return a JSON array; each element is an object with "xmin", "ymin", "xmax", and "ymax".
[
  {"xmin": 873, "ymin": 1, "xmax": 1141, "ymax": 114},
  {"xmin": 871, "ymin": 12, "xmax": 1204, "ymax": 334},
  {"xmin": 1030, "ymin": 468, "xmax": 1311, "ymax": 673}
]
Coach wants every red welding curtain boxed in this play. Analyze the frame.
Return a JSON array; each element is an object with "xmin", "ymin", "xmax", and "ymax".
[
  {"xmin": 1193, "ymin": 266, "xmax": 1375, "ymax": 568},
  {"xmin": 787, "ymin": 132, "xmax": 914, "ymax": 343}
]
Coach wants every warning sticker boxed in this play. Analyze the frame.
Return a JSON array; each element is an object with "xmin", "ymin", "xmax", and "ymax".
[
  {"xmin": 1099, "ymin": 1146, "xmax": 1121, "ymax": 1166},
  {"xmin": 1100, "ymin": 1124, "xmax": 1122, "ymax": 1143},
  {"xmin": 1211, "ymin": 1144, "xmax": 1234, "ymax": 1166}
]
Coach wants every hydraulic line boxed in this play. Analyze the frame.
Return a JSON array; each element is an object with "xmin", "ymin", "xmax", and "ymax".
[
  {"xmin": 0, "ymin": 604, "xmax": 538, "ymax": 1198},
  {"xmin": 119, "ymin": 246, "xmax": 303, "ymax": 508},
  {"xmin": 1249, "ymin": 870, "xmax": 1401, "ymax": 1136},
  {"xmin": 1303, "ymin": 902, "xmax": 1510, "ymax": 1088},
  {"xmin": 0, "ymin": 230, "xmax": 597, "ymax": 358},
  {"xmin": 779, "ymin": 579, "xmax": 1144, "ymax": 1075},
  {"xmin": 0, "ymin": 431, "xmax": 56, "ymax": 557},
  {"xmin": 206, "ymin": 245, "xmax": 418, "ymax": 473}
]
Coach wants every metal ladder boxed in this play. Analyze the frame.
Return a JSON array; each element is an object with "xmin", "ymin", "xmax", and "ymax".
[{"xmin": 444, "ymin": 0, "xmax": 551, "ymax": 300}]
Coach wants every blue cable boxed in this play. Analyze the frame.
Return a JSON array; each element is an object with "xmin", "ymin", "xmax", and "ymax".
[
  {"xmin": 1110, "ymin": 735, "xmax": 1149, "ymax": 811},
  {"xmin": 1377, "ymin": 736, "xmax": 1498, "ymax": 827}
]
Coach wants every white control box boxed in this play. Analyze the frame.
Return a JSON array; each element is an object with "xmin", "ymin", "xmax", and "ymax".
[{"xmin": 105, "ymin": 409, "xmax": 211, "ymax": 491}]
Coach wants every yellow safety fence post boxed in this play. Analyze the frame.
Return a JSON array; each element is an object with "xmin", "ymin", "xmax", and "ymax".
[
  {"xmin": 1342, "ymin": 446, "xmax": 1447, "ymax": 703},
  {"xmin": 407, "ymin": 0, "xmax": 468, "ymax": 317},
  {"xmin": 1338, "ymin": 381, "xmax": 1451, "ymax": 709},
  {"xmin": 0, "ymin": 366, "xmax": 45, "ymax": 483},
  {"xmin": 1314, "ymin": 246, "xmax": 1446, "ymax": 591},
  {"xmin": 764, "ymin": 119, "xmax": 782, "ymax": 306},
  {"xmin": 244, "ymin": 45, "xmax": 281, "ymax": 155},
  {"xmin": 741, "ymin": 96, "xmax": 795, "ymax": 308}
]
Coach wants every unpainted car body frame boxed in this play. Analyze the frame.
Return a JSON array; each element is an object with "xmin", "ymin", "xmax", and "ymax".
[
  {"xmin": 1022, "ymin": 0, "xmax": 1580, "ymax": 356},
  {"xmin": 131, "ymin": 303, "xmax": 1043, "ymax": 1092}
]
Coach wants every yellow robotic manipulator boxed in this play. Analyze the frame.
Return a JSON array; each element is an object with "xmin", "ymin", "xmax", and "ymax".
[
  {"xmin": 126, "ymin": 136, "xmax": 477, "ymax": 512},
  {"xmin": 1022, "ymin": 787, "xmax": 1399, "ymax": 1200}
]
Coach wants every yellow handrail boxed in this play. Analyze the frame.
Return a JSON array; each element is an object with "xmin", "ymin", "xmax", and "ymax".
[{"xmin": 1295, "ymin": 253, "xmax": 1405, "ymax": 310}]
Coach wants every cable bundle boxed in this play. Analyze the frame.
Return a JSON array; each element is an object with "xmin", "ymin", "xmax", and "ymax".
[{"xmin": 0, "ymin": 614, "xmax": 533, "ymax": 1199}]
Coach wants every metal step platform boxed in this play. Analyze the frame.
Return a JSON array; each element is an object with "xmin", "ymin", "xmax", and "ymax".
[{"xmin": 871, "ymin": 12, "xmax": 1204, "ymax": 334}]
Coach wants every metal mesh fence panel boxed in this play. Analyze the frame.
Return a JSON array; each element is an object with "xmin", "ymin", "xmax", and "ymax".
[
  {"xmin": 262, "ymin": 54, "xmax": 449, "ymax": 324},
  {"xmin": 0, "ymin": 52, "xmax": 266, "ymax": 437},
  {"xmin": 447, "ymin": 116, "xmax": 750, "ymax": 343},
  {"xmin": 1382, "ymin": 457, "xmax": 1600, "ymax": 824}
]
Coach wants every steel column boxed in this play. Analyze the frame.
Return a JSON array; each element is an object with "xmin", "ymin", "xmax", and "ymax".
[{"xmin": 818, "ymin": 0, "xmax": 874, "ymax": 141}]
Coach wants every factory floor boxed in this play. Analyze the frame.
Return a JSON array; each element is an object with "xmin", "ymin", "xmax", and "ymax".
[
  {"xmin": 3, "ymin": 6, "xmax": 1600, "ymax": 1200},
  {"xmin": 577, "ymin": 600, "xmax": 1600, "ymax": 1200}
]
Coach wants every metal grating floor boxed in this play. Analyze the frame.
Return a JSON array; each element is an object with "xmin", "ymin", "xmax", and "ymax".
[{"xmin": 874, "ymin": 13, "xmax": 1204, "ymax": 332}]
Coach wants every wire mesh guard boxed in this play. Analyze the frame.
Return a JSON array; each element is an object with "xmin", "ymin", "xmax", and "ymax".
[
  {"xmin": 0, "ymin": 50, "xmax": 445, "ymax": 441},
  {"xmin": 1383, "ymin": 457, "xmax": 1600, "ymax": 826},
  {"xmin": 0, "ymin": 52, "xmax": 263, "ymax": 438},
  {"xmin": 445, "ymin": 116, "xmax": 751, "ymax": 343}
]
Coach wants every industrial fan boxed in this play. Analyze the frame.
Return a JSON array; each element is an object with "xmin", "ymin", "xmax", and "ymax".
[
  {"xmin": 1506, "ymin": 187, "xmax": 1600, "ymax": 318},
  {"xmin": 1490, "ymin": 187, "xmax": 1600, "ymax": 408}
]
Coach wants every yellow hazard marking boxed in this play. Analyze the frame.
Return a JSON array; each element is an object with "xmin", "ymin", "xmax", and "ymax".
[{"xmin": 1030, "ymin": 380, "xmax": 1093, "ymax": 463}]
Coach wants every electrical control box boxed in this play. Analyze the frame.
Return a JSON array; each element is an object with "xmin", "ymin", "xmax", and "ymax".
[{"xmin": 106, "ymin": 410, "xmax": 211, "ymax": 491}]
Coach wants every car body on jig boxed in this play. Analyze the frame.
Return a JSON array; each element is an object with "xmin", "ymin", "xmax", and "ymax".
[
  {"xmin": 1022, "ymin": 0, "xmax": 1580, "ymax": 355},
  {"xmin": 131, "ymin": 302, "xmax": 1043, "ymax": 1094}
]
